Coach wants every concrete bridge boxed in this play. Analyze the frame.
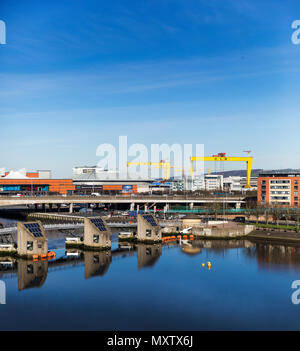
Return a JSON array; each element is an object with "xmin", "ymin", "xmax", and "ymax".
[{"xmin": 0, "ymin": 195, "xmax": 245, "ymax": 213}]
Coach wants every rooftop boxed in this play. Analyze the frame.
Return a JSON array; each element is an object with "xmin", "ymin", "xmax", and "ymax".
[{"xmin": 259, "ymin": 170, "xmax": 300, "ymax": 177}]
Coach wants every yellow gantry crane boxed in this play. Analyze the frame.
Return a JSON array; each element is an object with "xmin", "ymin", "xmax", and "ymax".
[
  {"xmin": 190, "ymin": 153, "xmax": 253, "ymax": 188},
  {"xmin": 126, "ymin": 161, "xmax": 171, "ymax": 180}
]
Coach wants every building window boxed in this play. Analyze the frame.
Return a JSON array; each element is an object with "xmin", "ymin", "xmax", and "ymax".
[
  {"xmin": 270, "ymin": 180, "xmax": 290, "ymax": 184},
  {"xmin": 146, "ymin": 229, "xmax": 152, "ymax": 237},
  {"xmin": 37, "ymin": 241, "xmax": 43, "ymax": 249},
  {"xmin": 27, "ymin": 241, "xmax": 33, "ymax": 251},
  {"xmin": 93, "ymin": 235, "xmax": 99, "ymax": 243}
]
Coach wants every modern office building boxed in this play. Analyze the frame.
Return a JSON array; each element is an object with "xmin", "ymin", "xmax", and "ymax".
[
  {"xmin": 190, "ymin": 174, "xmax": 223, "ymax": 191},
  {"xmin": 72, "ymin": 166, "xmax": 154, "ymax": 195},
  {"xmin": 257, "ymin": 171, "xmax": 300, "ymax": 206},
  {"xmin": 223, "ymin": 176, "xmax": 258, "ymax": 192}
]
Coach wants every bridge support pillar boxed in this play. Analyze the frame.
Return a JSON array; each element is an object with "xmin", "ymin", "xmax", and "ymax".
[
  {"xmin": 144, "ymin": 204, "xmax": 148, "ymax": 213},
  {"xmin": 130, "ymin": 203, "xmax": 135, "ymax": 211},
  {"xmin": 69, "ymin": 203, "xmax": 73, "ymax": 214},
  {"xmin": 163, "ymin": 204, "xmax": 169, "ymax": 213},
  {"xmin": 136, "ymin": 204, "xmax": 140, "ymax": 213},
  {"xmin": 189, "ymin": 202, "xmax": 194, "ymax": 210},
  {"xmin": 153, "ymin": 205, "xmax": 157, "ymax": 213},
  {"xmin": 235, "ymin": 202, "xmax": 241, "ymax": 209}
]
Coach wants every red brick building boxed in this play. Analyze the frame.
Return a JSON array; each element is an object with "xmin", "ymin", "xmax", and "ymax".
[{"xmin": 257, "ymin": 171, "xmax": 300, "ymax": 207}]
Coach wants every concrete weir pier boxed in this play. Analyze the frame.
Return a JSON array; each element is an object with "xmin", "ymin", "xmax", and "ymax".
[
  {"xmin": 65, "ymin": 216, "xmax": 111, "ymax": 251},
  {"xmin": 17, "ymin": 221, "xmax": 48, "ymax": 259},
  {"xmin": 84, "ymin": 217, "xmax": 111, "ymax": 250},
  {"xmin": 137, "ymin": 214, "xmax": 162, "ymax": 243}
]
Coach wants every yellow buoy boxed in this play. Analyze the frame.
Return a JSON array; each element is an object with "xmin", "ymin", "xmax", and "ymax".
[
  {"xmin": 207, "ymin": 261, "xmax": 212, "ymax": 269},
  {"xmin": 202, "ymin": 263, "xmax": 205, "ymax": 267}
]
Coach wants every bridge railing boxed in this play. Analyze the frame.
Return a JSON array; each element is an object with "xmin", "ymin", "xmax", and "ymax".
[{"xmin": 0, "ymin": 194, "xmax": 245, "ymax": 201}]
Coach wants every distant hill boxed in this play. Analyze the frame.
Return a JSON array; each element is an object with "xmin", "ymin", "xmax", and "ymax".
[{"xmin": 210, "ymin": 169, "xmax": 300, "ymax": 177}]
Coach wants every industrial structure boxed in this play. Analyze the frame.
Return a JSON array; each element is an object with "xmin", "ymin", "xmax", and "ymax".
[
  {"xmin": 0, "ymin": 153, "xmax": 256, "ymax": 198},
  {"xmin": 190, "ymin": 153, "xmax": 253, "ymax": 188},
  {"xmin": 17, "ymin": 221, "xmax": 48, "ymax": 258},
  {"xmin": 83, "ymin": 217, "xmax": 111, "ymax": 250},
  {"xmin": 137, "ymin": 214, "xmax": 162, "ymax": 242},
  {"xmin": 0, "ymin": 168, "xmax": 74, "ymax": 195}
]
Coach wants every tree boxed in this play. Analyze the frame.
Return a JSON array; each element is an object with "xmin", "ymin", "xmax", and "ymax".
[
  {"xmin": 285, "ymin": 207, "xmax": 291, "ymax": 227},
  {"xmin": 271, "ymin": 205, "xmax": 281, "ymax": 227},
  {"xmin": 295, "ymin": 209, "xmax": 300, "ymax": 231},
  {"xmin": 245, "ymin": 200, "xmax": 255, "ymax": 222},
  {"xmin": 264, "ymin": 205, "xmax": 270, "ymax": 225},
  {"xmin": 254, "ymin": 204, "xmax": 262, "ymax": 225}
]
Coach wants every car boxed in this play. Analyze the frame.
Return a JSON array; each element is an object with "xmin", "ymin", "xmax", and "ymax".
[
  {"xmin": 233, "ymin": 216, "xmax": 245, "ymax": 223},
  {"xmin": 79, "ymin": 208, "xmax": 93, "ymax": 213}
]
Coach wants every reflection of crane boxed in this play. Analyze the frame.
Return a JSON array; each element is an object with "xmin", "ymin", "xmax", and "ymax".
[
  {"xmin": 190, "ymin": 153, "xmax": 253, "ymax": 188},
  {"xmin": 127, "ymin": 161, "xmax": 171, "ymax": 180},
  {"xmin": 243, "ymin": 150, "xmax": 252, "ymax": 156}
]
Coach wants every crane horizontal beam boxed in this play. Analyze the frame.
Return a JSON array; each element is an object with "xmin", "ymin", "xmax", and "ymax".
[{"xmin": 190, "ymin": 156, "xmax": 253, "ymax": 188}]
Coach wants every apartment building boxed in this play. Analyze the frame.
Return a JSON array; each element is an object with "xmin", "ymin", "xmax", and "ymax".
[{"xmin": 257, "ymin": 171, "xmax": 300, "ymax": 206}]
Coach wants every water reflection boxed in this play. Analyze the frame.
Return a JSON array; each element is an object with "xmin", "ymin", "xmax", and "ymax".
[
  {"xmin": 3, "ymin": 239, "xmax": 300, "ymax": 292},
  {"xmin": 18, "ymin": 259, "xmax": 48, "ymax": 291},
  {"xmin": 137, "ymin": 244, "xmax": 162, "ymax": 269},
  {"xmin": 252, "ymin": 242, "xmax": 300, "ymax": 271},
  {"xmin": 84, "ymin": 251, "xmax": 112, "ymax": 279}
]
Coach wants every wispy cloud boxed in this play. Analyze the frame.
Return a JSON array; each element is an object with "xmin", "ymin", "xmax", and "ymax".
[{"xmin": 1, "ymin": 44, "xmax": 299, "ymax": 115}]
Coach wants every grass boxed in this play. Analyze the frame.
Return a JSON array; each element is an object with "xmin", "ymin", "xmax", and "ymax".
[{"xmin": 249, "ymin": 222, "xmax": 300, "ymax": 232}]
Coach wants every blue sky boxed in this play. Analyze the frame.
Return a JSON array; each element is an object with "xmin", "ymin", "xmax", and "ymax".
[{"xmin": 0, "ymin": 0, "xmax": 300, "ymax": 177}]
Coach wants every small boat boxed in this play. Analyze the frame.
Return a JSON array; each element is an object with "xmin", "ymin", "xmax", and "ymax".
[
  {"xmin": 48, "ymin": 251, "xmax": 56, "ymax": 259},
  {"xmin": 118, "ymin": 232, "xmax": 134, "ymax": 239}
]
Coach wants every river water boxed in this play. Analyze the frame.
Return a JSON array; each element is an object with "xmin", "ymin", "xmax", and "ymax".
[{"xmin": 1, "ymin": 232, "xmax": 300, "ymax": 330}]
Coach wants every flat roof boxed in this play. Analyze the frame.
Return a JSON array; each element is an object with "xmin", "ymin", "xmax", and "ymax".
[{"xmin": 259, "ymin": 170, "xmax": 300, "ymax": 177}]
